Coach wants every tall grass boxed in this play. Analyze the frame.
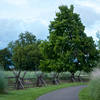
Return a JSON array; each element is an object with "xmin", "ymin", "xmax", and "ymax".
[
  {"xmin": 88, "ymin": 68, "xmax": 100, "ymax": 100},
  {"xmin": 0, "ymin": 69, "xmax": 8, "ymax": 94}
]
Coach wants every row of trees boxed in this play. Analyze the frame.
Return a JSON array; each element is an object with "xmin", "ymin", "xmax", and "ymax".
[{"xmin": 0, "ymin": 5, "xmax": 99, "ymax": 87}]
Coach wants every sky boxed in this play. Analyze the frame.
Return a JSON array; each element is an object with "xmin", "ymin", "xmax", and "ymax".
[{"xmin": 0, "ymin": 0, "xmax": 100, "ymax": 49}]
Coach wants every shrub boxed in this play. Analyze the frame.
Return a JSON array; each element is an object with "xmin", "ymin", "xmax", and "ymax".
[
  {"xmin": 0, "ymin": 70, "xmax": 8, "ymax": 94},
  {"xmin": 88, "ymin": 69, "xmax": 100, "ymax": 100}
]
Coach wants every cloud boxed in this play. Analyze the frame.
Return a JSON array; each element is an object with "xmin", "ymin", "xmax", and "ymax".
[
  {"xmin": 73, "ymin": 5, "xmax": 100, "ymax": 27},
  {"xmin": 75, "ymin": 0, "xmax": 100, "ymax": 14},
  {"xmin": 85, "ymin": 21, "xmax": 100, "ymax": 40},
  {"xmin": 4, "ymin": 0, "xmax": 29, "ymax": 6},
  {"xmin": 0, "ymin": 18, "xmax": 48, "ymax": 49}
]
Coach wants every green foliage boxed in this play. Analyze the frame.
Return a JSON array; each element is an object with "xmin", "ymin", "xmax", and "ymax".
[
  {"xmin": 0, "ymin": 70, "xmax": 8, "ymax": 94},
  {"xmin": 0, "ymin": 48, "xmax": 12, "ymax": 70},
  {"xmin": 14, "ymin": 31, "xmax": 36, "ymax": 47},
  {"xmin": 12, "ymin": 43, "xmax": 42, "ymax": 70},
  {"xmin": 10, "ymin": 32, "xmax": 42, "ymax": 70},
  {"xmin": 40, "ymin": 5, "xmax": 98, "ymax": 74},
  {"xmin": 8, "ymin": 31, "xmax": 37, "ymax": 51}
]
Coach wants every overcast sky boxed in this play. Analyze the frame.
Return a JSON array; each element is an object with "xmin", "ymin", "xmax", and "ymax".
[{"xmin": 0, "ymin": 0, "xmax": 100, "ymax": 49}]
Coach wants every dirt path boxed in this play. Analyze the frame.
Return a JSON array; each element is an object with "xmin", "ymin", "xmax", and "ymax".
[{"xmin": 37, "ymin": 85, "xmax": 86, "ymax": 100}]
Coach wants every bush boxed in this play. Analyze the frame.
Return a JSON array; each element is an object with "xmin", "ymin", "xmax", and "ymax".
[
  {"xmin": 88, "ymin": 69, "xmax": 100, "ymax": 100},
  {"xmin": 0, "ymin": 71, "xmax": 8, "ymax": 94}
]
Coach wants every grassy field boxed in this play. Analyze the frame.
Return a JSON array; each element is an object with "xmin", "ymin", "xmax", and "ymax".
[
  {"xmin": 5, "ymin": 71, "xmax": 38, "ymax": 78},
  {"xmin": 0, "ymin": 82, "xmax": 85, "ymax": 100},
  {"xmin": 79, "ymin": 87, "xmax": 93, "ymax": 100},
  {"xmin": 5, "ymin": 71, "xmax": 89, "ymax": 79}
]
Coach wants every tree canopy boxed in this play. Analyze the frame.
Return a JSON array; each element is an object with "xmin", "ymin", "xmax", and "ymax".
[
  {"xmin": 10, "ymin": 32, "xmax": 42, "ymax": 70},
  {"xmin": 40, "ymin": 5, "xmax": 98, "ymax": 74}
]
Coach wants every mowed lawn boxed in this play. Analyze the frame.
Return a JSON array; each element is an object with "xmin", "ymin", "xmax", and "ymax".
[{"xmin": 0, "ymin": 83, "xmax": 85, "ymax": 100}]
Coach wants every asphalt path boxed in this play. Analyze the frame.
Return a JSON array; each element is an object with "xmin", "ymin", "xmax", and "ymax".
[{"xmin": 37, "ymin": 85, "xmax": 86, "ymax": 100}]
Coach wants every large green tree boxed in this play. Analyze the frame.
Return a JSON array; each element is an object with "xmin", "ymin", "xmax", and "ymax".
[{"xmin": 40, "ymin": 5, "xmax": 98, "ymax": 81}]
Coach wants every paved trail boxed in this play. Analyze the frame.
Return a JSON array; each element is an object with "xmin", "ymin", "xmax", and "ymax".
[{"xmin": 37, "ymin": 85, "xmax": 86, "ymax": 100}]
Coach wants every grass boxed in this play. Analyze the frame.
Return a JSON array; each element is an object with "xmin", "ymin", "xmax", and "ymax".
[
  {"xmin": 0, "ymin": 71, "xmax": 8, "ymax": 93},
  {"xmin": 5, "ymin": 71, "xmax": 37, "ymax": 78},
  {"xmin": 5, "ymin": 71, "xmax": 89, "ymax": 79},
  {"xmin": 79, "ymin": 87, "xmax": 93, "ymax": 100},
  {"xmin": 79, "ymin": 69, "xmax": 100, "ymax": 100},
  {"xmin": 0, "ymin": 82, "xmax": 85, "ymax": 100}
]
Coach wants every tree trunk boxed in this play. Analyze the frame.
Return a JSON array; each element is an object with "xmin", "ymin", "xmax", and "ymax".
[
  {"xmin": 52, "ymin": 73, "xmax": 60, "ymax": 85},
  {"xmin": 56, "ymin": 73, "xmax": 60, "ymax": 84},
  {"xmin": 36, "ymin": 73, "xmax": 47, "ymax": 87},
  {"xmin": 21, "ymin": 71, "xmax": 27, "ymax": 85},
  {"xmin": 13, "ymin": 70, "xmax": 24, "ymax": 90},
  {"xmin": 77, "ymin": 71, "xmax": 82, "ymax": 82},
  {"xmin": 71, "ymin": 72, "xmax": 76, "ymax": 82}
]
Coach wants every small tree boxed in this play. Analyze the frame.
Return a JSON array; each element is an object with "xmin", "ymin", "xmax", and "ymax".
[{"xmin": 11, "ymin": 32, "xmax": 42, "ymax": 89}]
